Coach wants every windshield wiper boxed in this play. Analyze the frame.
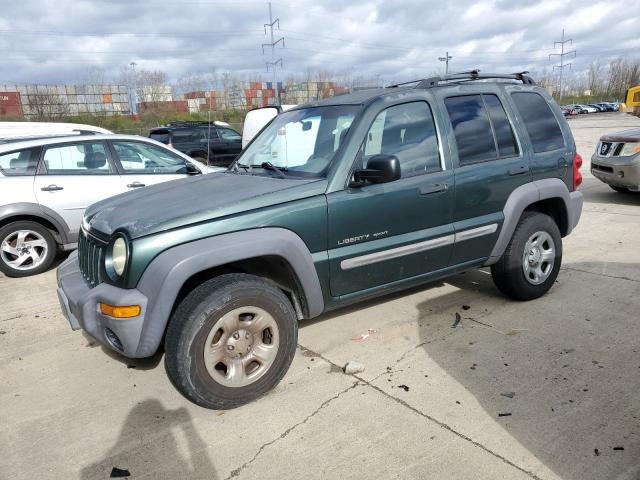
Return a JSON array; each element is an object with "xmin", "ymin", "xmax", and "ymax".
[
  {"xmin": 234, "ymin": 162, "xmax": 252, "ymax": 173},
  {"xmin": 259, "ymin": 162, "xmax": 287, "ymax": 178}
]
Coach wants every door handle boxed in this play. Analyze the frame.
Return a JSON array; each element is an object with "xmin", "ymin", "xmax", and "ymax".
[
  {"xmin": 508, "ymin": 166, "xmax": 530, "ymax": 176},
  {"xmin": 419, "ymin": 183, "xmax": 448, "ymax": 195},
  {"xmin": 40, "ymin": 184, "xmax": 63, "ymax": 191},
  {"xmin": 127, "ymin": 182, "xmax": 146, "ymax": 188}
]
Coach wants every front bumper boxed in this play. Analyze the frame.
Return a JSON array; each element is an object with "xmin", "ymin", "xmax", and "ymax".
[
  {"xmin": 591, "ymin": 154, "xmax": 640, "ymax": 190},
  {"xmin": 56, "ymin": 251, "xmax": 149, "ymax": 358}
]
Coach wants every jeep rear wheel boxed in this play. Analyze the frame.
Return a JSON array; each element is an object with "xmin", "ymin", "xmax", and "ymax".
[
  {"xmin": 490, "ymin": 212, "xmax": 562, "ymax": 301},
  {"xmin": 0, "ymin": 221, "xmax": 57, "ymax": 277},
  {"xmin": 164, "ymin": 273, "xmax": 298, "ymax": 409}
]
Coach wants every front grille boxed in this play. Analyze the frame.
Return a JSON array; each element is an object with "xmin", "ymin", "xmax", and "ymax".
[{"xmin": 78, "ymin": 230, "xmax": 106, "ymax": 288}]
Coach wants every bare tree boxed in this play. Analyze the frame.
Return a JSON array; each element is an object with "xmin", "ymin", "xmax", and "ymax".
[{"xmin": 27, "ymin": 93, "xmax": 69, "ymax": 121}]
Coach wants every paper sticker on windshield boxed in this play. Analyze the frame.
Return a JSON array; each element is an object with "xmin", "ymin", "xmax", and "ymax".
[{"xmin": 278, "ymin": 127, "xmax": 286, "ymax": 136}]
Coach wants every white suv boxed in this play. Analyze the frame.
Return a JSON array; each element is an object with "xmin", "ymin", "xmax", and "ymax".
[{"xmin": 0, "ymin": 134, "xmax": 216, "ymax": 277}]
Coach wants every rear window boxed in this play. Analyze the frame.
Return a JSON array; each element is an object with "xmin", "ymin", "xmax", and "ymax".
[
  {"xmin": 0, "ymin": 147, "xmax": 41, "ymax": 176},
  {"xmin": 149, "ymin": 131, "xmax": 170, "ymax": 143},
  {"xmin": 511, "ymin": 92, "xmax": 565, "ymax": 153}
]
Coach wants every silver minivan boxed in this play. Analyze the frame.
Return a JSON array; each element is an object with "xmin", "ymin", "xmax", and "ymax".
[{"xmin": 0, "ymin": 134, "xmax": 216, "ymax": 277}]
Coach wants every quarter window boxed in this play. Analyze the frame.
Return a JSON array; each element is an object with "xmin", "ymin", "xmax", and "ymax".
[
  {"xmin": 445, "ymin": 94, "xmax": 518, "ymax": 166},
  {"xmin": 112, "ymin": 141, "xmax": 190, "ymax": 174},
  {"xmin": 43, "ymin": 142, "xmax": 111, "ymax": 175},
  {"xmin": 511, "ymin": 92, "xmax": 564, "ymax": 153},
  {"xmin": 362, "ymin": 101, "xmax": 441, "ymax": 177},
  {"xmin": 0, "ymin": 147, "xmax": 40, "ymax": 176}
]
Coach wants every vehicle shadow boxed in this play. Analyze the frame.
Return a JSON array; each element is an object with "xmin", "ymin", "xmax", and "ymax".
[
  {"xmin": 580, "ymin": 185, "xmax": 640, "ymax": 206},
  {"xmin": 80, "ymin": 399, "xmax": 218, "ymax": 479},
  {"xmin": 415, "ymin": 262, "xmax": 640, "ymax": 480}
]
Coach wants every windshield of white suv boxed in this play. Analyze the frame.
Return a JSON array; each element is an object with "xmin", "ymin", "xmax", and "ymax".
[{"xmin": 235, "ymin": 105, "xmax": 359, "ymax": 178}]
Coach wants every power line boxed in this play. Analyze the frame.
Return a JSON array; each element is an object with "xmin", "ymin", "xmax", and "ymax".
[{"xmin": 549, "ymin": 29, "xmax": 576, "ymax": 100}]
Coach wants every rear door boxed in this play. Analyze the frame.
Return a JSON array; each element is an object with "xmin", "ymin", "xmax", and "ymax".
[
  {"xmin": 108, "ymin": 139, "xmax": 195, "ymax": 191},
  {"xmin": 33, "ymin": 140, "xmax": 122, "ymax": 234},
  {"xmin": 443, "ymin": 92, "xmax": 529, "ymax": 265},
  {"xmin": 328, "ymin": 100, "xmax": 455, "ymax": 296},
  {"xmin": 509, "ymin": 91, "xmax": 572, "ymax": 189}
]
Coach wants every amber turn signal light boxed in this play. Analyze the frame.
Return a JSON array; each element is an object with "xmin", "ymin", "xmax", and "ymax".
[{"xmin": 99, "ymin": 303, "xmax": 141, "ymax": 318}]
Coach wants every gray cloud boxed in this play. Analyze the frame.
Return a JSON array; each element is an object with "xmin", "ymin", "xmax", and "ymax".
[{"xmin": 1, "ymin": 0, "xmax": 639, "ymax": 86}]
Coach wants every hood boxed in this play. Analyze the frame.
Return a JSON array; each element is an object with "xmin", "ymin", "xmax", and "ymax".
[
  {"xmin": 85, "ymin": 172, "xmax": 326, "ymax": 239},
  {"xmin": 601, "ymin": 128, "xmax": 640, "ymax": 143}
]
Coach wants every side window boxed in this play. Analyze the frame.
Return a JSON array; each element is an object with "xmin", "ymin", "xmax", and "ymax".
[
  {"xmin": 171, "ymin": 129, "xmax": 201, "ymax": 144},
  {"xmin": 445, "ymin": 94, "xmax": 518, "ymax": 165},
  {"xmin": 0, "ymin": 147, "xmax": 40, "ymax": 176},
  {"xmin": 198, "ymin": 127, "xmax": 219, "ymax": 142},
  {"xmin": 484, "ymin": 94, "xmax": 518, "ymax": 157},
  {"xmin": 43, "ymin": 142, "xmax": 111, "ymax": 175},
  {"xmin": 445, "ymin": 95, "xmax": 497, "ymax": 165},
  {"xmin": 362, "ymin": 101, "xmax": 440, "ymax": 178},
  {"xmin": 112, "ymin": 141, "xmax": 189, "ymax": 174},
  {"xmin": 511, "ymin": 92, "xmax": 564, "ymax": 153},
  {"xmin": 218, "ymin": 128, "xmax": 241, "ymax": 141}
]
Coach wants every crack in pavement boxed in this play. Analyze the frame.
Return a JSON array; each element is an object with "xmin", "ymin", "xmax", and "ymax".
[
  {"xmin": 561, "ymin": 266, "xmax": 639, "ymax": 284},
  {"xmin": 297, "ymin": 344, "xmax": 543, "ymax": 480},
  {"xmin": 224, "ymin": 379, "xmax": 360, "ymax": 480},
  {"xmin": 582, "ymin": 208, "xmax": 640, "ymax": 218}
]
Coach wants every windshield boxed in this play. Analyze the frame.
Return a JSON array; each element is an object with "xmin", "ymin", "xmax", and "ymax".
[{"xmin": 236, "ymin": 105, "xmax": 359, "ymax": 177}]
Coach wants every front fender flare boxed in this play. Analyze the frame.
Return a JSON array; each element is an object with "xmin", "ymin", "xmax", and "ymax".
[{"xmin": 133, "ymin": 228, "xmax": 324, "ymax": 357}]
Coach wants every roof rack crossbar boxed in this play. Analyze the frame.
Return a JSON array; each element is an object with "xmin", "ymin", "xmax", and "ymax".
[{"xmin": 386, "ymin": 70, "xmax": 535, "ymax": 89}]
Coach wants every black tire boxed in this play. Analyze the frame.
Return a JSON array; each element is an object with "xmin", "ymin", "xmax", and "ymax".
[
  {"xmin": 491, "ymin": 212, "xmax": 562, "ymax": 301},
  {"xmin": 0, "ymin": 221, "xmax": 57, "ymax": 277},
  {"xmin": 610, "ymin": 185, "xmax": 631, "ymax": 193},
  {"xmin": 164, "ymin": 273, "xmax": 298, "ymax": 409}
]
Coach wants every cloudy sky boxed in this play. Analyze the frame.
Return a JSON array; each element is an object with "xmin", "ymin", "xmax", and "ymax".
[{"xmin": 1, "ymin": 0, "xmax": 639, "ymax": 86}]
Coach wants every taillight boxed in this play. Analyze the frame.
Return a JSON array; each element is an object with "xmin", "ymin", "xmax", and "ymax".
[{"xmin": 573, "ymin": 153, "xmax": 583, "ymax": 190}]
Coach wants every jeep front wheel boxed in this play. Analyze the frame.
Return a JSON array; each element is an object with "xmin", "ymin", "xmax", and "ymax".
[
  {"xmin": 164, "ymin": 273, "xmax": 298, "ymax": 409},
  {"xmin": 490, "ymin": 212, "xmax": 562, "ymax": 301}
]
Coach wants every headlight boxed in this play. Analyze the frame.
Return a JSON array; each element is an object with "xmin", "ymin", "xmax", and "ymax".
[
  {"xmin": 620, "ymin": 142, "xmax": 640, "ymax": 157},
  {"xmin": 106, "ymin": 235, "xmax": 128, "ymax": 280}
]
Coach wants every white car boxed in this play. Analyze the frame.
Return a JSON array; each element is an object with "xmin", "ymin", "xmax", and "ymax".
[
  {"xmin": 0, "ymin": 121, "xmax": 112, "ymax": 142},
  {"xmin": 0, "ymin": 134, "xmax": 217, "ymax": 277}
]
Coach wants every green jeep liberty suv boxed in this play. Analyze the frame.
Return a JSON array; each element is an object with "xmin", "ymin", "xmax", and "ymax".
[{"xmin": 57, "ymin": 71, "xmax": 583, "ymax": 409}]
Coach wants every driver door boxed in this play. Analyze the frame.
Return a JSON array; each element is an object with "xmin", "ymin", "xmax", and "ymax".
[{"xmin": 327, "ymin": 101, "xmax": 455, "ymax": 297}]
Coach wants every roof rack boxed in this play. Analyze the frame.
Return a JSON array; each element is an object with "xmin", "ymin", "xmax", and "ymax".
[
  {"xmin": 387, "ymin": 70, "xmax": 536, "ymax": 89},
  {"xmin": 160, "ymin": 120, "xmax": 231, "ymax": 128}
]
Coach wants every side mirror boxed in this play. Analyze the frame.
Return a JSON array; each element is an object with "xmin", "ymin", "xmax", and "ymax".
[
  {"xmin": 186, "ymin": 163, "xmax": 201, "ymax": 175},
  {"xmin": 301, "ymin": 121, "xmax": 312, "ymax": 131},
  {"xmin": 351, "ymin": 154, "xmax": 401, "ymax": 186}
]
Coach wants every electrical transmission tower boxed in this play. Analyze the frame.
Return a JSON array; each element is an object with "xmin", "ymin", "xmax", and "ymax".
[
  {"xmin": 549, "ymin": 29, "xmax": 576, "ymax": 100},
  {"xmin": 262, "ymin": 2, "xmax": 284, "ymax": 105}
]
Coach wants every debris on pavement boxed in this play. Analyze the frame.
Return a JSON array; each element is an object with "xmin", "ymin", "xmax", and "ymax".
[
  {"xmin": 110, "ymin": 467, "xmax": 131, "ymax": 478},
  {"xmin": 594, "ymin": 448, "xmax": 600, "ymax": 456},
  {"xmin": 462, "ymin": 305, "xmax": 471, "ymax": 310},
  {"xmin": 351, "ymin": 328, "xmax": 377, "ymax": 341},
  {"xmin": 452, "ymin": 313, "xmax": 462, "ymax": 328},
  {"xmin": 613, "ymin": 446, "xmax": 625, "ymax": 451},
  {"xmin": 343, "ymin": 361, "xmax": 365, "ymax": 375},
  {"xmin": 398, "ymin": 384, "xmax": 410, "ymax": 392},
  {"xmin": 0, "ymin": 330, "xmax": 6, "ymax": 335},
  {"xmin": 500, "ymin": 392, "xmax": 516, "ymax": 399},
  {"xmin": 126, "ymin": 365, "xmax": 136, "ymax": 369},
  {"xmin": 498, "ymin": 413, "xmax": 512, "ymax": 417}
]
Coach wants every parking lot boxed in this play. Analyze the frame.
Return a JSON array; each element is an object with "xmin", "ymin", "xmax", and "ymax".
[{"xmin": 1, "ymin": 112, "xmax": 639, "ymax": 480}]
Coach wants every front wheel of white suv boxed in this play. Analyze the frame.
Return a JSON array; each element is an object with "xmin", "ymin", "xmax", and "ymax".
[{"xmin": 0, "ymin": 221, "xmax": 57, "ymax": 277}]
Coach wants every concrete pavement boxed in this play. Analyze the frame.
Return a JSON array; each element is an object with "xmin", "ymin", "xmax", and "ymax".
[{"xmin": 1, "ymin": 112, "xmax": 639, "ymax": 479}]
